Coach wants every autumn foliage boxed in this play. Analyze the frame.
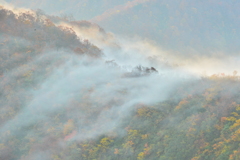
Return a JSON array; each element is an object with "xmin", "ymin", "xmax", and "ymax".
[{"xmin": 1, "ymin": 5, "xmax": 240, "ymax": 160}]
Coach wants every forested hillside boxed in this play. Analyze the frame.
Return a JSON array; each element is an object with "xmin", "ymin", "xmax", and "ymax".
[{"xmin": 1, "ymin": 5, "xmax": 240, "ymax": 160}]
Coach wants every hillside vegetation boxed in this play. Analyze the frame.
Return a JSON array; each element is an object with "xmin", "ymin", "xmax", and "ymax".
[{"xmin": 0, "ymin": 6, "xmax": 240, "ymax": 160}]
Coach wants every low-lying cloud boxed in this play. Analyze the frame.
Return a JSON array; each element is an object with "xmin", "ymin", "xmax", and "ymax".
[{"xmin": 1, "ymin": 4, "xmax": 240, "ymax": 159}]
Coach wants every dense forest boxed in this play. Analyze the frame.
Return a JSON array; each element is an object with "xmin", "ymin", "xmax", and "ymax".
[{"xmin": 1, "ymin": 5, "xmax": 240, "ymax": 160}]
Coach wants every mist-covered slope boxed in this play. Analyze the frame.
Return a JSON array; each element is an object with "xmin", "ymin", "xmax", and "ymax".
[
  {"xmin": 1, "ymin": 5, "xmax": 240, "ymax": 160},
  {"xmin": 94, "ymin": 0, "xmax": 240, "ymax": 55},
  {"xmin": 2, "ymin": 0, "xmax": 240, "ymax": 55}
]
